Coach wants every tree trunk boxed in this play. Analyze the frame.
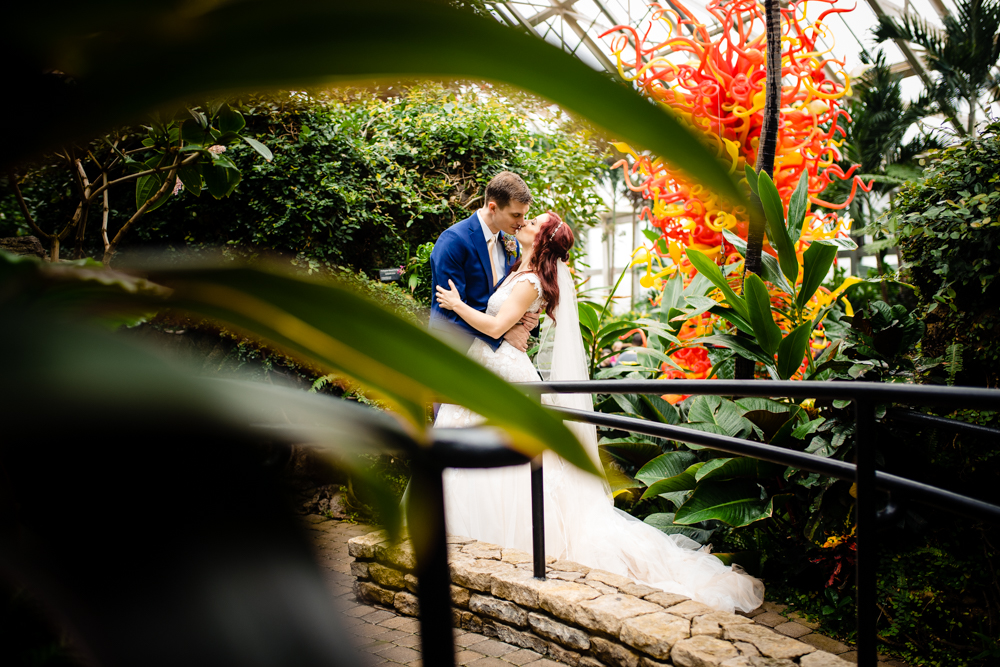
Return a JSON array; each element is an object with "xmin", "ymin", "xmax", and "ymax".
[{"xmin": 735, "ymin": 0, "xmax": 782, "ymax": 380}]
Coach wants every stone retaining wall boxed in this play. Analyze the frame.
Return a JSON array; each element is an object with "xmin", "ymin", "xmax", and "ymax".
[{"xmin": 348, "ymin": 530, "xmax": 851, "ymax": 667}]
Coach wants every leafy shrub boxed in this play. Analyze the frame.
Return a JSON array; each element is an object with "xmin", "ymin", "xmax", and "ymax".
[
  {"xmin": 1, "ymin": 85, "xmax": 607, "ymax": 278},
  {"xmin": 894, "ymin": 121, "xmax": 1000, "ymax": 386}
]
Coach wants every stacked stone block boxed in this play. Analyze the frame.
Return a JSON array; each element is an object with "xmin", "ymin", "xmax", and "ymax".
[{"xmin": 348, "ymin": 530, "xmax": 851, "ymax": 667}]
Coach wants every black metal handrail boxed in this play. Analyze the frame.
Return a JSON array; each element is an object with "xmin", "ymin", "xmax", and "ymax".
[
  {"xmin": 368, "ymin": 379, "xmax": 1000, "ymax": 667},
  {"xmin": 512, "ymin": 379, "xmax": 1000, "ymax": 667}
]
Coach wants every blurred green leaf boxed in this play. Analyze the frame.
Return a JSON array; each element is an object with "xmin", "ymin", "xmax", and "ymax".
[
  {"xmin": 6, "ymin": 0, "xmax": 743, "ymax": 204},
  {"xmin": 797, "ymin": 242, "xmax": 839, "ymax": 309},
  {"xmin": 149, "ymin": 264, "xmax": 596, "ymax": 474}
]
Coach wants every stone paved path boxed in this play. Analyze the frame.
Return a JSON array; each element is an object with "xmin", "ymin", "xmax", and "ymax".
[
  {"xmin": 309, "ymin": 516, "xmax": 563, "ymax": 667},
  {"xmin": 309, "ymin": 515, "xmax": 905, "ymax": 667}
]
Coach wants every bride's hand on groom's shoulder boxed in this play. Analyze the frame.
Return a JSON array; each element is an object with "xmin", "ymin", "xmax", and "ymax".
[{"xmin": 435, "ymin": 280, "xmax": 462, "ymax": 311}]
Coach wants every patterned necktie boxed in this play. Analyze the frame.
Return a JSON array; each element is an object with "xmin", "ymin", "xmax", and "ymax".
[{"xmin": 486, "ymin": 234, "xmax": 500, "ymax": 285}]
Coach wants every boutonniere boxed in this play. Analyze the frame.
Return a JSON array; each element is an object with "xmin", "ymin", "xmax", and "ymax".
[{"xmin": 501, "ymin": 232, "xmax": 519, "ymax": 257}]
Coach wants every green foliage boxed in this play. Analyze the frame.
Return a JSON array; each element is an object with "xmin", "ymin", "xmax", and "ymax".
[
  {"xmin": 3, "ymin": 85, "xmax": 608, "ymax": 276},
  {"xmin": 894, "ymin": 121, "xmax": 1000, "ymax": 385}
]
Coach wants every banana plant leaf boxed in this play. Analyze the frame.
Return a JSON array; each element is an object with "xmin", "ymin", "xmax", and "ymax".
[
  {"xmin": 694, "ymin": 457, "xmax": 785, "ymax": 482},
  {"xmin": 674, "ymin": 480, "xmax": 775, "ymax": 527},
  {"xmin": 144, "ymin": 263, "xmax": 597, "ymax": 474},
  {"xmin": 643, "ymin": 513, "xmax": 717, "ymax": 543},
  {"xmin": 6, "ymin": 0, "xmax": 743, "ymax": 205},
  {"xmin": 640, "ymin": 462, "xmax": 706, "ymax": 500},
  {"xmin": 635, "ymin": 451, "xmax": 699, "ymax": 486}
]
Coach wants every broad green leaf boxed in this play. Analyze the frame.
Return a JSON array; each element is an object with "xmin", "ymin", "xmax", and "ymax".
[
  {"xmin": 135, "ymin": 173, "xmax": 163, "ymax": 212},
  {"xmin": 578, "ymin": 301, "xmax": 600, "ymax": 334},
  {"xmin": 796, "ymin": 241, "xmax": 838, "ymax": 309},
  {"xmin": 670, "ymin": 295, "xmax": 718, "ymax": 322},
  {"xmin": 148, "ymin": 265, "xmax": 597, "ymax": 474},
  {"xmin": 687, "ymin": 395, "xmax": 753, "ymax": 438},
  {"xmin": 725, "ymin": 229, "xmax": 795, "ymax": 296},
  {"xmin": 744, "ymin": 164, "xmax": 759, "ymax": 195},
  {"xmin": 811, "ymin": 237, "xmax": 859, "ymax": 250},
  {"xmin": 734, "ymin": 397, "xmax": 792, "ymax": 413},
  {"xmin": 775, "ymin": 322, "xmax": 813, "ymax": 380},
  {"xmin": 699, "ymin": 334, "xmax": 774, "ymax": 367},
  {"xmin": 7, "ymin": 0, "xmax": 744, "ymax": 204},
  {"xmin": 218, "ymin": 105, "xmax": 246, "ymax": 133},
  {"xmin": 787, "ymin": 174, "xmax": 810, "ymax": 243},
  {"xmin": 640, "ymin": 462, "xmax": 705, "ymax": 499},
  {"xmin": 708, "ymin": 304, "xmax": 754, "ymax": 335},
  {"xmin": 757, "ymin": 171, "xmax": 799, "ymax": 285},
  {"xmin": 791, "ymin": 416, "xmax": 826, "ymax": 440},
  {"xmin": 741, "ymin": 410, "xmax": 796, "ymax": 442},
  {"xmin": 243, "ymin": 135, "xmax": 274, "ymax": 162},
  {"xmin": 639, "ymin": 393, "xmax": 681, "ymax": 424},
  {"xmin": 177, "ymin": 164, "xmax": 202, "ymax": 197},
  {"xmin": 695, "ymin": 457, "xmax": 784, "ymax": 482},
  {"xmin": 660, "ymin": 272, "xmax": 685, "ymax": 319},
  {"xmin": 743, "ymin": 273, "xmax": 782, "ymax": 357},
  {"xmin": 674, "ymin": 481, "xmax": 774, "ymax": 527},
  {"xmin": 768, "ymin": 406, "xmax": 805, "ymax": 446},
  {"xmin": 685, "ymin": 248, "xmax": 748, "ymax": 320},
  {"xmin": 635, "ymin": 451, "xmax": 698, "ymax": 486},
  {"xmin": 657, "ymin": 490, "xmax": 693, "ymax": 508},
  {"xmin": 644, "ymin": 513, "xmax": 716, "ymax": 542},
  {"xmin": 599, "ymin": 441, "xmax": 662, "ymax": 468},
  {"xmin": 203, "ymin": 164, "xmax": 241, "ymax": 198},
  {"xmin": 181, "ymin": 119, "xmax": 211, "ymax": 146}
]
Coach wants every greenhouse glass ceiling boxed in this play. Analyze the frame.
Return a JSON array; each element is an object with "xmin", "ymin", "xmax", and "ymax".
[{"xmin": 487, "ymin": 0, "xmax": 998, "ymax": 129}]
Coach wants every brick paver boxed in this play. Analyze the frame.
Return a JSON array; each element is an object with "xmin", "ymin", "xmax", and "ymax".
[{"xmin": 306, "ymin": 515, "xmax": 547, "ymax": 666}]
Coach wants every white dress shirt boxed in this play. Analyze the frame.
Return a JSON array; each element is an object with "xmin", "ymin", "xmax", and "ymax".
[{"xmin": 477, "ymin": 209, "xmax": 507, "ymax": 283}]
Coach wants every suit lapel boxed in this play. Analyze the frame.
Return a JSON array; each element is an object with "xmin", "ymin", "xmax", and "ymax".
[{"xmin": 467, "ymin": 214, "xmax": 496, "ymax": 290}]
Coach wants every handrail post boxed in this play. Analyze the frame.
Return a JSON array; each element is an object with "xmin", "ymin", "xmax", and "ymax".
[
  {"xmin": 531, "ymin": 456, "xmax": 547, "ymax": 579},
  {"xmin": 408, "ymin": 453, "xmax": 456, "ymax": 667},
  {"xmin": 855, "ymin": 401, "xmax": 878, "ymax": 667}
]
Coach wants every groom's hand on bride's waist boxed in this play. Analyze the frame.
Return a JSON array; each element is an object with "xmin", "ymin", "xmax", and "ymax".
[{"xmin": 503, "ymin": 321, "xmax": 531, "ymax": 352}]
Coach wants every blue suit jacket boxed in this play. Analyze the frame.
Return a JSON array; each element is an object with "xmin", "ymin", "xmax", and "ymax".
[{"xmin": 429, "ymin": 212, "xmax": 518, "ymax": 351}]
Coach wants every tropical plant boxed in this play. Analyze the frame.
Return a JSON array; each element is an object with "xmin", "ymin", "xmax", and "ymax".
[
  {"xmin": 682, "ymin": 170, "xmax": 857, "ymax": 380},
  {"xmin": 6, "ymin": 103, "xmax": 271, "ymax": 263},
  {"xmin": 873, "ymin": 0, "xmax": 1000, "ymax": 137},
  {"xmin": 893, "ymin": 121, "xmax": 1000, "ymax": 386}
]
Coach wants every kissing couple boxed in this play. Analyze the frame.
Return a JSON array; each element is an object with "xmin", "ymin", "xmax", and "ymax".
[{"xmin": 428, "ymin": 171, "xmax": 763, "ymax": 612}]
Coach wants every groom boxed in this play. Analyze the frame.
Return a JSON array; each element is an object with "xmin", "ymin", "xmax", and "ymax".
[{"xmin": 430, "ymin": 171, "xmax": 539, "ymax": 352}]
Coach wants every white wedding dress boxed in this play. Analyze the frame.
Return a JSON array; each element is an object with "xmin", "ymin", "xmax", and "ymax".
[{"xmin": 438, "ymin": 269, "xmax": 764, "ymax": 613}]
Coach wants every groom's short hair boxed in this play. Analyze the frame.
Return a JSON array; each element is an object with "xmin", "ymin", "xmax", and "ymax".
[{"xmin": 485, "ymin": 171, "xmax": 533, "ymax": 209}]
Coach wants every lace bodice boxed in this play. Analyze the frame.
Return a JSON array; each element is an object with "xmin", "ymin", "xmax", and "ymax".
[{"xmin": 486, "ymin": 271, "xmax": 544, "ymax": 317}]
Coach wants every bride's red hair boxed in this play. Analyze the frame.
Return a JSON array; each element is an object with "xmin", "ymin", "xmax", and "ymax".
[{"xmin": 509, "ymin": 211, "xmax": 574, "ymax": 322}]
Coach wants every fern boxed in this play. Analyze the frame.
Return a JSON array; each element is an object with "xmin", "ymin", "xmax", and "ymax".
[{"xmin": 945, "ymin": 342, "xmax": 964, "ymax": 386}]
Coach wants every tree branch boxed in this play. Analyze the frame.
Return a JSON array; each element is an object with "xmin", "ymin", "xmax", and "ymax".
[
  {"xmin": 103, "ymin": 153, "xmax": 182, "ymax": 264},
  {"xmin": 9, "ymin": 174, "xmax": 52, "ymax": 242},
  {"xmin": 100, "ymin": 172, "xmax": 111, "ymax": 253},
  {"xmin": 87, "ymin": 152, "xmax": 198, "ymax": 202}
]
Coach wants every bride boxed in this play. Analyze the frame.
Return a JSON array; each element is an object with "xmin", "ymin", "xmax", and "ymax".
[{"xmin": 434, "ymin": 211, "xmax": 763, "ymax": 613}]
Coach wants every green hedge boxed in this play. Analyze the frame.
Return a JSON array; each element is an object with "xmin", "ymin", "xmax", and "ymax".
[
  {"xmin": 1, "ymin": 85, "xmax": 607, "ymax": 278},
  {"xmin": 895, "ymin": 122, "xmax": 1000, "ymax": 386}
]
